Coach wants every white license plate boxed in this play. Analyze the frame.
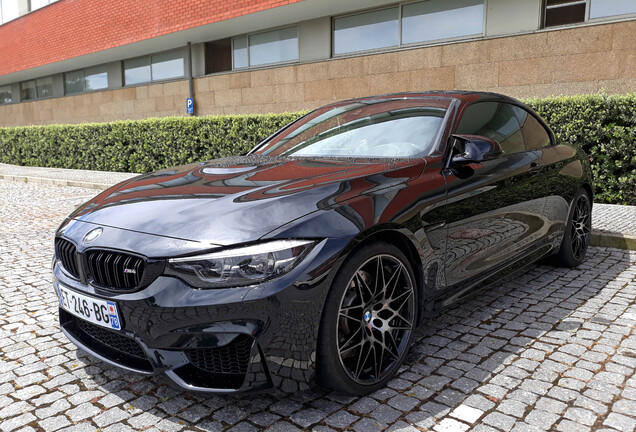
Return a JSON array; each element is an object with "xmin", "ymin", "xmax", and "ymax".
[{"xmin": 56, "ymin": 284, "xmax": 121, "ymax": 331}]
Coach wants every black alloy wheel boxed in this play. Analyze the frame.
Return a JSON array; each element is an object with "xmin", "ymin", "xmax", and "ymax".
[
  {"xmin": 317, "ymin": 242, "xmax": 417, "ymax": 394},
  {"xmin": 570, "ymin": 193, "xmax": 591, "ymax": 261},
  {"xmin": 556, "ymin": 188, "xmax": 592, "ymax": 267}
]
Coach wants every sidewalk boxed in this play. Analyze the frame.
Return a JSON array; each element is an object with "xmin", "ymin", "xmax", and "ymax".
[
  {"xmin": 0, "ymin": 163, "xmax": 138, "ymax": 190},
  {"xmin": 1, "ymin": 162, "xmax": 635, "ymax": 249}
]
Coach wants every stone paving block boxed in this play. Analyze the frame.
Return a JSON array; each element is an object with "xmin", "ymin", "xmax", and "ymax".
[
  {"xmin": 128, "ymin": 412, "xmax": 163, "ymax": 429},
  {"xmin": 288, "ymin": 408, "xmax": 327, "ymax": 428},
  {"xmin": 38, "ymin": 415, "xmax": 71, "ymax": 432},
  {"xmin": 0, "ymin": 402, "xmax": 33, "ymax": 420},
  {"xmin": 604, "ymin": 412, "xmax": 636, "ymax": 432},
  {"xmin": 483, "ymin": 411, "xmax": 516, "ymax": 432},
  {"xmin": 351, "ymin": 417, "xmax": 386, "ymax": 432},
  {"xmin": 387, "ymin": 394, "xmax": 418, "ymax": 412},
  {"xmin": 0, "ymin": 412, "xmax": 37, "ymax": 432},
  {"xmin": 497, "ymin": 399, "xmax": 527, "ymax": 418},
  {"xmin": 525, "ymin": 409, "xmax": 560, "ymax": 430},
  {"xmin": 35, "ymin": 400, "xmax": 71, "ymax": 419},
  {"xmin": 93, "ymin": 407, "xmax": 131, "ymax": 428},
  {"xmin": 349, "ymin": 397, "xmax": 379, "ymax": 414},
  {"xmin": 556, "ymin": 419, "xmax": 591, "ymax": 432},
  {"xmin": 450, "ymin": 404, "xmax": 483, "ymax": 423},
  {"xmin": 433, "ymin": 418, "xmax": 469, "ymax": 431}
]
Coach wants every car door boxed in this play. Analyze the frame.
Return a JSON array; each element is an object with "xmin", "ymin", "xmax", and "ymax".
[
  {"xmin": 512, "ymin": 105, "xmax": 577, "ymax": 248},
  {"xmin": 442, "ymin": 101, "xmax": 548, "ymax": 298}
]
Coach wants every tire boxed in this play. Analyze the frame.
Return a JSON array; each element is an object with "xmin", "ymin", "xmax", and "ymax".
[
  {"xmin": 317, "ymin": 241, "xmax": 418, "ymax": 395},
  {"xmin": 554, "ymin": 188, "xmax": 592, "ymax": 267}
]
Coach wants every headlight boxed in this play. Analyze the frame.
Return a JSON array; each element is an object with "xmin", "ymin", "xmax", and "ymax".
[{"xmin": 166, "ymin": 240, "xmax": 315, "ymax": 288}]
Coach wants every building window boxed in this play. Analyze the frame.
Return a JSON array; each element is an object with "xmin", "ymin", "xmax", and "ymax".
[
  {"xmin": 21, "ymin": 77, "xmax": 52, "ymax": 101},
  {"xmin": 30, "ymin": 0, "xmax": 53, "ymax": 11},
  {"xmin": 65, "ymin": 70, "xmax": 84, "ymax": 94},
  {"xmin": 205, "ymin": 38, "xmax": 232, "ymax": 74},
  {"xmin": 1, "ymin": 0, "xmax": 19, "ymax": 24},
  {"xmin": 65, "ymin": 66, "xmax": 109, "ymax": 95},
  {"xmin": 543, "ymin": 0, "xmax": 636, "ymax": 27},
  {"xmin": 151, "ymin": 50, "xmax": 185, "ymax": 81},
  {"xmin": 402, "ymin": 0, "xmax": 484, "ymax": 45},
  {"xmin": 21, "ymin": 81, "xmax": 36, "ymax": 100},
  {"xmin": 124, "ymin": 50, "xmax": 185, "ymax": 85},
  {"xmin": 232, "ymin": 26, "xmax": 298, "ymax": 69},
  {"xmin": 124, "ymin": 57, "xmax": 151, "ymax": 85},
  {"xmin": 233, "ymin": 36, "xmax": 248, "ymax": 69},
  {"xmin": 333, "ymin": 1, "xmax": 485, "ymax": 56},
  {"xmin": 1, "ymin": 0, "xmax": 58, "ymax": 24},
  {"xmin": 543, "ymin": 0, "xmax": 586, "ymax": 27},
  {"xmin": 0, "ymin": 85, "xmax": 11, "ymax": 104},
  {"xmin": 589, "ymin": 0, "xmax": 636, "ymax": 19},
  {"xmin": 333, "ymin": 8, "xmax": 399, "ymax": 55}
]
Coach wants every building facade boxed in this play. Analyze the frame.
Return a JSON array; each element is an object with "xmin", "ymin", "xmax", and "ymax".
[{"xmin": 0, "ymin": 0, "xmax": 634, "ymax": 127}]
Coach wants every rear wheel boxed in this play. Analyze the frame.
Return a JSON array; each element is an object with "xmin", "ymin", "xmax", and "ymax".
[
  {"xmin": 317, "ymin": 241, "xmax": 417, "ymax": 395},
  {"xmin": 555, "ymin": 189, "xmax": 591, "ymax": 267}
]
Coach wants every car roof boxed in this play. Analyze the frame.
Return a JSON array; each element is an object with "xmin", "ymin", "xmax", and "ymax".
[
  {"xmin": 314, "ymin": 90, "xmax": 555, "ymax": 144},
  {"xmin": 337, "ymin": 90, "xmax": 522, "ymax": 105}
]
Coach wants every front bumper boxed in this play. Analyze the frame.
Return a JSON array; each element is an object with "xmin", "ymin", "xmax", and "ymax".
[{"xmin": 53, "ymin": 237, "xmax": 349, "ymax": 394}]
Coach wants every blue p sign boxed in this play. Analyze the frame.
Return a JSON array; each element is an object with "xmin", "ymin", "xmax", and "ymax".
[{"xmin": 186, "ymin": 98, "xmax": 194, "ymax": 114}]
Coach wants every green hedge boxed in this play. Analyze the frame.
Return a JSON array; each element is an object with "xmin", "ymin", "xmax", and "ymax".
[
  {"xmin": 0, "ymin": 113, "xmax": 303, "ymax": 174},
  {"xmin": 525, "ymin": 93, "xmax": 635, "ymax": 205},
  {"xmin": 0, "ymin": 93, "xmax": 634, "ymax": 204}
]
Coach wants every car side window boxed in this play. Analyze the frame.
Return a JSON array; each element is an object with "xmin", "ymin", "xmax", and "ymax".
[
  {"xmin": 456, "ymin": 102, "xmax": 524, "ymax": 155},
  {"xmin": 512, "ymin": 106, "xmax": 552, "ymax": 150}
]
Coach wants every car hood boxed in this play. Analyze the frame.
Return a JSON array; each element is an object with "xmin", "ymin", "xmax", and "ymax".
[{"xmin": 64, "ymin": 155, "xmax": 425, "ymax": 246}]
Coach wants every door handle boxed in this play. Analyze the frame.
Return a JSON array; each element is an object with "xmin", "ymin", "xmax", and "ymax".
[{"xmin": 529, "ymin": 162, "xmax": 542, "ymax": 174}]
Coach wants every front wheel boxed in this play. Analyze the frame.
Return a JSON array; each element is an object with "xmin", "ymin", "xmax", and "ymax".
[
  {"xmin": 555, "ymin": 188, "xmax": 592, "ymax": 267},
  {"xmin": 317, "ymin": 241, "xmax": 418, "ymax": 395}
]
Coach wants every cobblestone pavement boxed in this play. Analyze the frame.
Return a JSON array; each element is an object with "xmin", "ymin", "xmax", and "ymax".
[
  {"xmin": 593, "ymin": 204, "xmax": 636, "ymax": 237},
  {"xmin": 2, "ymin": 179, "xmax": 636, "ymax": 432}
]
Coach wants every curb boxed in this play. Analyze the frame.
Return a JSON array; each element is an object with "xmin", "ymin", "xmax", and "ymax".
[
  {"xmin": 590, "ymin": 232, "xmax": 636, "ymax": 251},
  {"xmin": 0, "ymin": 174, "xmax": 113, "ymax": 191},
  {"xmin": 2, "ymin": 173, "xmax": 635, "ymax": 251}
]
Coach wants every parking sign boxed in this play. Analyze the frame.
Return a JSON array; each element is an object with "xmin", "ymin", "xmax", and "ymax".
[{"xmin": 186, "ymin": 98, "xmax": 194, "ymax": 114}]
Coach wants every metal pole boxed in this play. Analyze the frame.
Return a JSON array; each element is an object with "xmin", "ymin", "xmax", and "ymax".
[{"xmin": 187, "ymin": 42, "xmax": 195, "ymax": 116}]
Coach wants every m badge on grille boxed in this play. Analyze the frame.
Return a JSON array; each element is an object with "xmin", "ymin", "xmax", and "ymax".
[{"xmin": 124, "ymin": 268, "xmax": 136, "ymax": 274}]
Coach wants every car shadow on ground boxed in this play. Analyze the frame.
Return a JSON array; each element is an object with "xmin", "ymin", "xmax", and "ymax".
[{"xmin": 67, "ymin": 247, "xmax": 633, "ymax": 431}]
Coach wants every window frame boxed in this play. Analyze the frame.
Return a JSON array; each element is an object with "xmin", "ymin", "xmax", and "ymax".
[
  {"xmin": 20, "ymin": 77, "xmax": 55, "ymax": 102},
  {"xmin": 0, "ymin": 0, "xmax": 19, "ymax": 25},
  {"xmin": 1, "ymin": 0, "xmax": 58, "ymax": 26},
  {"xmin": 0, "ymin": 84, "xmax": 12, "ymax": 105},
  {"xmin": 331, "ymin": 0, "xmax": 487, "ymax": 58},
  {"xmin": 231, "ymin": 25, "xmax": 300, "ymax": 70},
  {"xmin": 452, "ymin": 100, "xmax": 555, "ymax": 159},
  {"xmin": 542, "ymin": 0, "xmax": 636, "ymax": 28},
  {"xmin": 123, "ymin": 48, "xmax": 186, "ymax": 87},
  {"xmin": 332, "ymin": 5, "xmax": 401, "ymax": 57},
  {"xmin": 64, "ymin": 66, "xmax": 109, "ymax": 95},
  {"xmin": 512, "ymin": 105, "xmax": 554, "ymax": 151}
]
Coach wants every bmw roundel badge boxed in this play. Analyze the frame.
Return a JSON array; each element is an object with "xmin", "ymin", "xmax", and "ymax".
[{"xmin": 82, "ymin": 227, "xmax": 103, "ymax": 244}]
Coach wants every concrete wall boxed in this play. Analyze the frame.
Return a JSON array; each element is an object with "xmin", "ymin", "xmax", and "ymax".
[{"xmin": 0, "ymin": 20, "xmax": 634, "ymax": 126}]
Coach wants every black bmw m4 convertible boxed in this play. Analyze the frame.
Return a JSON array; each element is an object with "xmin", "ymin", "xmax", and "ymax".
[{"xmin": 53, "ymin": 91, "xmax": 593, "ymax": 395}]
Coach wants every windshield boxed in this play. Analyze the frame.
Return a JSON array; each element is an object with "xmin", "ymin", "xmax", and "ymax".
[{"xmin": 253, "ymin": 99, "xmax": 449, "ymax": 158}]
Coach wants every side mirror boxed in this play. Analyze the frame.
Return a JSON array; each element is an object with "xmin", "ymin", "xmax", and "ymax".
[{"xmin": 451, "ymin": 134, "xmax": 502, "ymax": 165}]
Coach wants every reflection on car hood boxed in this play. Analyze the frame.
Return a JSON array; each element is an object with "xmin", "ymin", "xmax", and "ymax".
[{"xmin": 68, "ymin": 155, "xmax": 425, "ymax": 245}]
